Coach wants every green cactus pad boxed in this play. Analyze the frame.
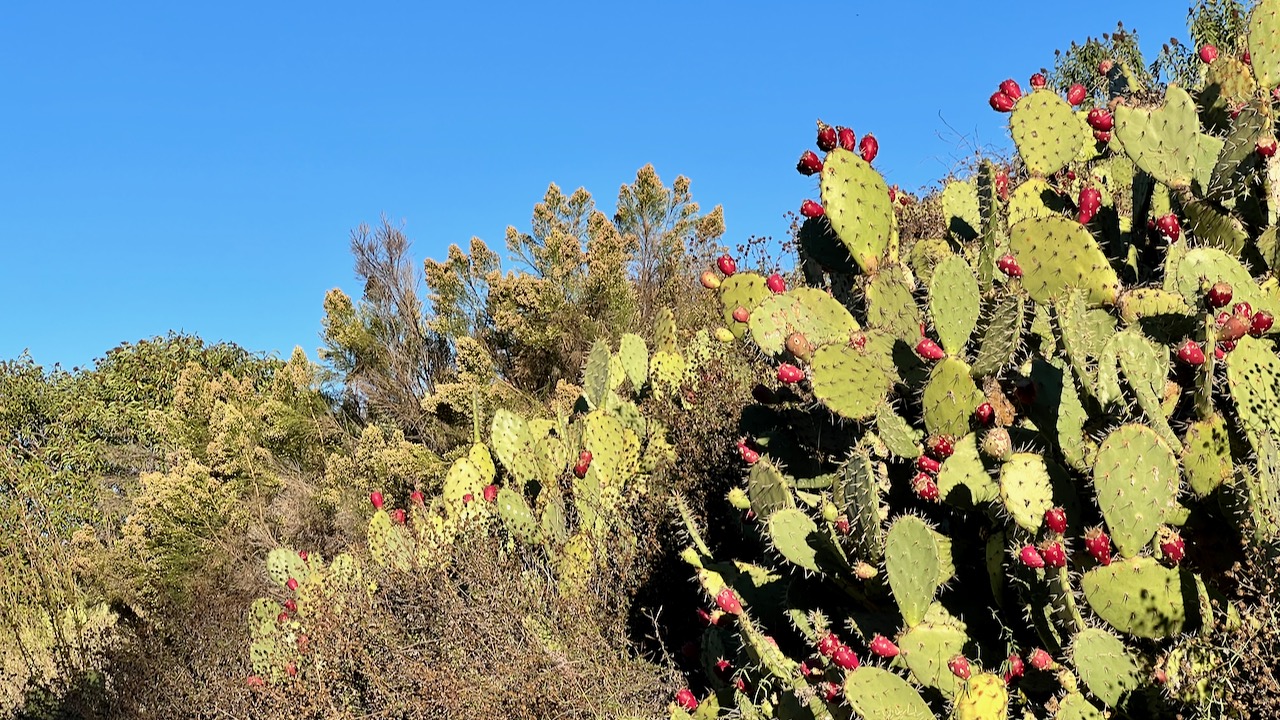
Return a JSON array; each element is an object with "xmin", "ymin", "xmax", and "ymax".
[
  {"xmin": 747, "ymin": 458, "xmax": 796, "ymax": 522},
  {"xmin": 928, "ymin": 255, "xmax": 981, "ymax": 355},
  {"xmin": 1208, "ymin": 103, "xmax": 1266, "ymax": 202},
  {"xmin": 654, "ymin": 307, "xmax": 678, "ymax": 355},
  {"xmin": 1081, "ymin": 556, "xmax": 1193, "ymax": 638},
  {"xmin": 842, "ymin": 666, "xmax": 933, "ymax": 720},
  {"xmin": 583, "ymin": 410, "xmax": 639, "ymax": 484},
  {"xmin": 496, "ymin": 486, "xmax": 538, "ymax": 543},
  {"xmin": 1116, "ymin": 288, "xmax": 1191, "ymax": 327},
  {"xmin": 539, "ymin": 485, "xmax": 568, "ymax": 545},
  {"xmin": 248, "ymin": 598, "xmax": 282, "ymax": 639},
  {"xmin": 972, "ymin": 293, "xmax": 1025, "ymax": 377},
  {"xmin": 999, "ymin": 453, "xmax": 1055, "ymax": 532},
  {"xmin": 1029, "ymin": 358, "xmax": 1095, "ymax": 472},
  {"xmin": 865, "ymin": 264, "xmax": 922, "ymax": 343},
  {"xmin": 1010, "ymin": 90, "xmax": 1087, "ymax": 177},
  {"xmin": 1225, "ymin": 335, "xmax": 1280, "ymax": 453},
  {"xmin": 820, "ymin": 147, "xmax": 897, "ymax": 273},
  {"xmin": 885, "ymin": 515, "xmax": 954, "ymax": 627},
  {"xmin": 1093, "ymin": 424, "xmax": 1181, "ymax": 558},
  {"xmin": 1184, "ymin": 200, "xmax": 1250, "ymax": 256},
  {"xmin": 834, "ymin": 452, "xmax": 886, "ymax": 562},
  {"xmin": 556, "ymin": 531, "xmax": 594, "ymax": 597},
  {"xmin": 749, "ymin": 287, "xmax": 859, "ymax": 356},
  {"xmin": 810, "ymin": 331, "xmax": 897, "ymax": 421},
  {"xmin": 766, "ymin": 508, "xmax": 819, "ymax": 572},
  {"xmin": 1009, "ymin": 216, "xmax": 1119, "ymax": 306},
  {"xmin": 1071, "ymin": 627, "xmax": 1142, "ymax": 708},
  {"xmin": 897, "ymin": 622, "xmax": 969, "ymax": 698},
  {"xmin": 368, "ymin": 509, "xmax": 414, "ymax": 571},
  {"xmin": 266, "ymin": 548, "xmax": 308, "ymax": 588},
  {"xmin": 1056, "ymin": 692, "xmax": 1108, "ymax": 720},
  {"xmin": 952, "ymin": 673, "xmax": 1009, "ymax": 720},
  {"xmin": 719, "ymin": 273, "xmax": 771, "ymax": 339},
  {"xmin": 922, "ymin": 358, "xmax": 985, "ymax": 439},
  {"xmin": 1114, "ymin": 85, "xmax": 1198, "ymax": 190},
  {"xmin": 442, "ymin": 456, "xmax": 488, "ymax": 517},
  {"xmin": 1183, "ymin": 415, "xmax": 1233, "ymax": 498},
  {"xmin": 875, "ymin": 405, "xmax": 922, "ymax": 459},
  {"xmin": 936, "ymin": 433, "xmax": 999, "ymax": 505},
  {"xmin": 583, "ymin": 339, "xmax": 611, "ymax": 409},
  {"xmin": 617, "ymin": 333, "xmax": 648, "ymax": 389},
  {"xmin": 1101, "ymin": 331, "xmax": 1178, "ymax": 449},
  {"xmin": 1249, "ymin": 0, "xmax": 1280, "ymax": 92},
  {"xmin": 907, "ymin": 237, "xmax": 954, "ymax": 286},
  {"xmin": 1008, "ymin": 178, "xmax": 1063, "ymax": 227},
  {"xmin": 942, "ymin": 178, "xmax": 981, "ymax": 242},
  {"xmin": 649, "ymin": 351, "xmax": 686, "ymax": 395}
]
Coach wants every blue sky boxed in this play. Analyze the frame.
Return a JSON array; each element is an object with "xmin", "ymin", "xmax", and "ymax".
[{"xmin": 0, "ymin": 1, "xmax": 1187, "ymax": 371}]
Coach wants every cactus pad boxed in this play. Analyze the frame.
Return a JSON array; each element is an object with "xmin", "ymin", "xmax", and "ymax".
[
  {"xmin": 1010, "ymin": 91, "xmax": 1087, "ymax": 177},
  {"xmin": 1071, "ymin": 627, "xmax": 1142, "ymax": 708},
  {"xmin": 1009, "ymin": 216, "xmax": 1119, "ymax": 305},
  {"xmin": 841, "ymin": 666, "xmax": 933, "ymax": 720},
  {"xmin": 928, "ymin": 255, "xmax": 981, "ymax": 355},
  {"xmin": 999, "ymin": 453, "xmax": 1055, "ymax": 532},
  {"xmin": 1093, "ymin": 424, "xmax": 1181, "ymax": 557},
  {"xmin": 885, "ymin": 515, "xmax": 953, "ymax": 627},
  {"xmin": 865, "ymin": 264, "xmax": 922, "ymax": 342},
  {"xmin": 1081, "ymin": 556, "xmax": 1192, "ymax": 638},
  {"xmin": 1226, "ymin": 335, "xmax": 1280, "ymax": 453},
  {"xmin": 972, "ymin": 293, "xmax": 1025, "ymax": 377},
  {"xmin": 1249, "ymin": 0, "xmax": 1280, "ymax": 92},
  {"xmin": 1114, "ymin": 85, "xmax": 1198, "ymax": 190},
  {"xmin": 749, "ymin": 287, "xmax": 858, "ymax": 356},
  {"xmin": 952, "ymin": 673, "xmax": 1009, "ymax": 720},
  {"xmin": 810, "ymin": 331, "xmax": 897, "ymax": 420},
  {"xmin": 897, "ymin": 621, "xmax": 970, "ymax": 698},
  {"xmin": 720, "ymin": 273, "xmax": 771, "ymax": 339},
  {"xmin": 820, "ymin": 147, "xmax": 897, "ymax": 273},
  {"xmin": 922, "ymin": 358, "xmax": 985, "ymax": 439},
  {"xmin": 766, "ymin": 508, "xmax": 819, "ymax": 572},
  {"xmin": 936, "ymin": 433, "xmax": 1000, "ymax": 505},
  {"xmin": 1182, "ymin": 415, "xmax": 1234, "ymax": 498}
]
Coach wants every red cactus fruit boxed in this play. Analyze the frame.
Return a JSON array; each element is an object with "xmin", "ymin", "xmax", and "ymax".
[
  {"xmin": 777, "ymin": 363, "xmax": 805, "ymax": 384},
  {"xmin": 821, "ymin": 682, "xmax": 840, "ymax": 701},
  {"xmin": 409, "ymin": 490, "xmax": 425, "ymax": 505},
  {"xmin": 1041, "ymin": 541, "xmax": 1067, "ymax": 568},
  {"xmin": 676, "ymin": 688, "xmax": 698, "ymax": 711},
  {"xmin": 732, "ymin": 306, "xmax": 750, "ymax": 323},
  {"xmin": 995, "ymin": 170, "xmax": 1010, "ymax": 200},
  {"xmin": 1084, "ymin": 527, "xmax": 1112, "ymax": 565},
  {"xmin": 370, "ymin": 491, "xmax": 384, "ymax": 510},
  {"xmin": 1199, "ymin": 44, "xmax": 1219, "ymax": 63},
  {"xmin": 990, "ymin": 91, "xmax": 1016, "ymax": 112},
  {"xmin": 1028, "ymin": 648, "xmax": 1054, "ymax": 671},
  {"xmin": 869, "ymin": 634, "xmax": 900, "ymax": 658},
  {"xmin": 1078, "ymin": 187, "xmax": 1102, "ymax": 224},
  {"xmin": 1019, "ymin": 544, "xmax": 1046, "ymax": 569},
  {"xmin": 276, "ymin": 611, "xmax": 289, "ymax": 623},
  {"xmin": 1234, "ymin": 301, "xmax": 1253, "ymax": 318},
  {"xmin": 737, "ymin": 440, "xmax": 760, "ymax": 465},
  {"xmin": 1251, "ymin": 310, "xmax": 1274, "ymax": 335},
  {"xmin": 1258, "ymin": 137, "xmax": 1278, "ymax": 158},
  {"xmin": 948, "ymin": 655, "xmax": 971, "ymax": 680},
  {"xmin": 973, "ymin": 402, "xmax": 996, "ymax": 426},
  {"xmin": 927, "ymin": 435, "xmax": 955, "ymax": 459},
  {"xmin": 298, "ymin": 550, "xmax": 308, "ymax": 561},
  {"xmin": 766, "ymin": 273, "xmax": 787, "ymax": 293},
  {"xmin": 1176, "ymin": 340, "xmax": 1206, "ymax": 366},
  {"xmin": 246, "ymin": 675, "xmax": 266, "ymax": 687},
  {"xmin": 1243, "ymin": 51, "xmax": 1253, "ymax": 65},
  {"xmin": 1029, "ymin": 73, "xmax": 1047, "ymax": 89},
  {"xmin": 1000, "ymin": 78, "xmax": 1023, "ymax": 100},
  {"xmin": 1094, "ymin": 129, "xmax": 1112, "ymax": 143},
  {"xmin": 1067, "ymin": 83, "xmax": 1087, "ymax": 105},
  {"xmin": 1207, "ymin": 281, "xmax": 1233, "ymax": 309},
  {"xmin": 717, "ymin": 254, "xmax": 737, "ymax": 276},
  {"xmin": 818, "ymin": 633, "xmax": 841, "ymax": 658},
  {"xmin": 573, "ymin": 450, "xmax": 593, "ymax": 478},
  {"xmin": 285, "ymin": 662, "xmax": 298, "ymax": 677},
  {"xmin": 916, "ymin": 455, "xmax": 942, "ymax": 474},
  {"xmin": 700, "ymin": 270, "xmax": 721, "ymax": 289},
  {"xmin": 800, "ymin": 199, "xmax": 825, "ymax": 218},
  {"xmin": 1220, "ymin": 314, "xmax": 1251, "ymax": 343},
  {"xmin": 837, "ymin": 126, "xmax": 856, "ymax": 151},
  {"xmin": 1098, "ymin": 59, "xmax": 1115, "ymax": 74},
  {"xmin": 483, "ymin": 484, "xmax": 498, "ymax": 502},
  {"xmin": 859, "ymin": 134, "xmax": 879, "ymax": 163},
  {"xmin": 1087, "ymin": 108, "xmax": 1114, "ymax": 131},
  {"xmin": 916, "ymin": 338, "xmax": 946, "ymax": 360},
  {"xmin": 284, "ymin": 599, "xmax": 297, "ymax": 613},
  {"xmin": 817, "ymin": 124, "xmax": 838, "ymax": 152},
  {"xmin": 1006, "ymin": 653, "xmax": 1026, "ymax": 680},
  {"xmin": 715, "ymin": 587, "xmax": 743, "ymax": 615},
  {"xmin": 997, "ymin": 253, "xmax": 1023, "ymax": 277},
  {"xmin": 391, "ymin": 508, "xmax": 407, "ymax": 523},
  {"xmin": 835, "ymin": 515, "xmax": 850, "ymax": 535},
  {"xmin": 1044, "ymin": 507, "xmax": 1068, "ymax": 535},
  {"xmin": 912, "ymin": 473, "xmax": 940, "ymax": 502},
  {"xmin": 1160, "ymin": 530, "xmax": 1186, "ymax": 565},
  {"xmin": 832, "ymin": 644, "xmax": 860, "ymax": 670},
  {"xmin": 286, "ymin": 577, "xmax": 298, "ymax": 591},
  {"xmin": 796, "ymin": 150, "xmax": 824, "ymax": 176},
  {"xmin": 1155, "ymin": 213, "xmax": 1181, "ymax": 241}
]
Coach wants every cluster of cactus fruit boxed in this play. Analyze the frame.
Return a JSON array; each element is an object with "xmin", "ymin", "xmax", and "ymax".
[{"xmin": 673, "ymin": 4, "xmax": 1280, "ymax": 718}]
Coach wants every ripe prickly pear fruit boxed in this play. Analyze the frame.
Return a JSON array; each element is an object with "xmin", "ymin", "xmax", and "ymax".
[
  {"xmin": 817, "ymin": 124, "xmax": 838, "ymax": 152},
  {"xmin": 766, "ymin": 273, "xmax": 787, "ymax": 293},
  {"xmin": 821, "ymin": 682, "xmax": 840, "ymax": 701},
  {"xmin": 737, "ymin": 440, "xmax": 760, "ymax": 465},
  {"xmin": 298, "ymin": 550, "xmax": 308, "ymax": 561},
  {"xmin": 1028, "ymin": 648, "xmax": 1053, "ymax": 671},
  {"xmin": 1077, "ymin": 187, "xmax": 1102, "ymax": 224},
  {"xmin": 1177, "ymin": 340, "xmax": 1206, "ymax": 366},
  {"xmin": 1219, "ymin": 314, "xmax": 1251, "ymax": 343},
  {"xmin": 1199, "ymin": 44, "xmax": 1219, "ymax": 64},
  {"xmin": 1094, "ymin": 129, "xmax": 1112, "ymax": 143},
  {"xmin": 800, "ymin": 199, "xmax": 825, "ymax": 218},
  {"xmin": 409, "ymin": 490, "xmax": 424, "ymax": 505},
  {"xmin": 981, "ymin": 427, "xmax": 1012, "ymax": 461},
  {"xmin": 915, "ymin": 338, "xmax": 945, "ymax": 360},
  {"xmin": 573, "ymin": 450, "xmax": 592, "ymax": 478},
  {"xmin": 1084, "ymin": 528, "xmax": 1112, "ymax": 565},
  {"xmin": 837, "ymin": 126, "xmax": 856, "ymax": 151},
  {"xmin": 926, "ymin": 435, "xmax": 955, "ymax": 459},
  {"xmin": 912, "ymin": 473, "xmax": 940, "ymax": 502},
  {"xmin": 989, "ymin": 91, "xmax": 1016, "ymax": 112},
  {"xmin": 916, "ymin": 455, "xmax": 941, "ymax": 474},
  {"xmin": 1098, "ymin": 59, "xmax": 1115, "ymax": 74},
  {"xmin": 286, "ymin": 577, "xmax": 299, "ymax": 591},
  {"xmin": 246, "ymin": 675, "xmax": 266, "ymax": 687},
  {"xmin": 948, "ymin": 655, "xmax": 971, "ymax": 680},
  {"xmin": 797, "ymin": 150, "xmax": 824, "ymax": 176},
  {"xmin": 1251, "ymin": 311, "xmax": 1274, "ymax": 335},
  {"xmin": 999, "ymin": 79, "xmax": 1023, "ymax": 101},
  {"xmin": 1206, "ymin": 281, "xmax": 1233, "ymax": 308},
  {"xmin": 997, "ymin": 253, "xmax": 1022, "ymax": 277},
  {"xmin": 1029, "ymin": 73, "xmax": 1047, "ymax": 89},
  {"xmin": 1243, "ymin": 50, "xmax": 1253, "ymax": 65},
  {"xmin": 370, "ymin": 492, "xmax": 384, "ymax": 510},
  {"xmin": 973, "ymin": 402, "xmax": 996, "ymax": 426},
  {"xmin": 285, "ymin": 662, "xmax": 298, "ymax": 677},
  {"xmin": 483, "ymin": 484, "xmax": 498, "ymax": 502},
  {"xmin": 276, "ymin": 611, "xmax": 289, "ymax": 623},
  {"xmin": 859, "ymin": 134, "xmax": 879, "ymax": 163},
  {"xmin": 676, "ymin": 688, "xmax": 698, "ymax": 711},
  {"xmin": 869, "ymin": 634, "xmax": 900, "ymax": 658},
  {"xmin": 1041, "ymin": 541, "xmax": 1067, "ymax": 568},
  {"xmin": 1258, "ymin": 136, "xmax": 1278, "ymax": 158},
  {"xmin": 777, "ymin": 363, "xmax": 805, "ymax": 384},
  {"xmin": 1155, "ymin": 213, "xmax": 1181, "ymax": 241},
  {"xmin": 1045, "ymin": 507, "xmax": 1068, "ymax": 535},
  {"xmin": 835, "ymin": 516, "xmax": 850, "ymax": 535},
  {"xmin": 1019, "ymin": 544, "xmax": 1046, "ymax": 569},
  {"xmin": 391, "ymin": 508, "xmax": 407, "ymax": 523},
  {"xmin": 1234, "ymin": 301, "xmax": 1253, "ymax": 318},
  {"xmin": 1160, "ymin": 530, "xmax": 1185, "ymax": 565},
  {"xmin": 732, "ymin": 306, "xmax": 750, "ymax": 323},
  {"xmin": 717, "ymin": 254, "xmax": 737, "ymax": 276},
  {"xmin": 1005, "ymin": 653, "xmax": 1025, "ymax": 680},
  {"xmin": 1067, "ymin": 83, "xmax": 1087, "ymax": 105},
  {"xmin": 832, "ymin": 644, "xmax": 860, "ymax": 670},
  {"xmin": 700, "ymin": 270, "xmax": 721, "ymax": 289},
  {"xmin": 818, "ymin": 633, "xmax": 840, "ymax": 657},
  {"xmin": 1086, "ymin": 108, "xmax": 1114, "ymax": 131},
  {"xmin": 995, "ymin": 170, "xmax": 1010, "ymax": 200},
  {"xmin": 715, "ymin": 587, "xmax": 742, "ymax": 615},
  {"xmin": 284, "ymin": 599, "xmax": 297, "ymax": 613}
]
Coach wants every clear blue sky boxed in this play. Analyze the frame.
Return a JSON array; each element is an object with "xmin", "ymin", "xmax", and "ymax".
[{"xmin": 0, "ymin": 1, "xmax": 1186, "ymax": 371}]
